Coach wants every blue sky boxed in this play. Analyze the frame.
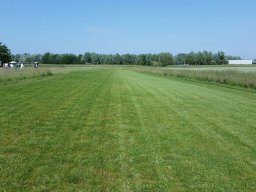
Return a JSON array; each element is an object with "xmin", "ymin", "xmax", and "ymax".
[{"xmin": 1, "ymin": 0, "xmax": 255, "ymax": 58}]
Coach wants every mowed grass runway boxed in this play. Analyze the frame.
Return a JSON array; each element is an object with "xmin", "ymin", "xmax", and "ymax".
[{"xmin": 0, "ymin": 68, "xmax": 255, "ymax": 191}]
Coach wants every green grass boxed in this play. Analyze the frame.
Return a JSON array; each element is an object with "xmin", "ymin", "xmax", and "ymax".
[
  {"xmin": 134, "ymin": 66, "xmax": 256, "ymax": 89},
  {"xmin": 0, "ymin": 68, "xmax": 55, "ymax": 83},
  {"xmin": 0, "ymin": 65, "xmax": 105, "ymax": 83},
  {"xmin": 165, "ymin": 65, "xmax": 256, "ymax": 71},
  {"xmin": 0, "ymin": 67, "xmax": 255, "ymax": 191}
]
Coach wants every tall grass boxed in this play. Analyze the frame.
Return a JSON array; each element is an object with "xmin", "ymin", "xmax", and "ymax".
[
  {"xmin": 0, "ymin": 65, "xmax": 113, "ymax": 84},
  {"xmin": 0, "ymin": 68, "xmax": 53, "ymax": 83},
  {"xmin": 134, "ymin": 67, "xmax": 256, "ymax": 89},
  {"xmin": 2, "ymin": 65, "xmax": 256, "ymax": 89}
]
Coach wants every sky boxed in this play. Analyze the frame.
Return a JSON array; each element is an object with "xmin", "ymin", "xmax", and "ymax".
[{"xmin": 1, "ymin": 0, "xmax": 255, "ymax": 59}]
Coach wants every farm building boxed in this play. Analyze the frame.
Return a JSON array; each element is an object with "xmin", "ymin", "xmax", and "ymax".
[{"xmin": 228, "ymin": 60, "xmax": 253, "ymax": 65}]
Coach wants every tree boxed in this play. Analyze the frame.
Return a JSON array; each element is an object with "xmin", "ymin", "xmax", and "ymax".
[
  {"xmin": 83, "ymin": 52, "xmax": 92, "ymax": 64},
  {"xmin": 42, "ymin": 52, "xmax": 51, "ymax": 64},
  {"xmin": 77, "ymin": 54, "xmax": 83, "ymax": 64},
  {"xmin": 12, "ymin": 54, "xmax": 22, "ymax": 63},
  {"xmin": 91, "ymin": 53, "xmax": 101, "ymax": 64},
  {"xmin": 197, "ymin": 51, "xmax": 214, "ymax": 65},
  {"xmin": 122, "ymin": 54, "xmax": 136, "ymax": 65},
  {"xmin": 175, "ymin": 53, "xmax": 186, "ymax": 65},
  {"xmin": 203, "ymin": 51, "xmax": 214, "ymax": 65},
  {"xmin": 0, "ymin": 43, "xmax": 12, "ymax": 65},
  {"xmin": 227, "ymin": 55, "xmax": 241, "ymax": 60},
  {"xmin": 49, "ymin": 54, "xmax": 59, "ymax": 64},
  {"xmin": 8, "ymin": 51, "xmax": 238, "ymax": 66},
  {"xmin": 113, "ymin": 54, "xmax": 122, "ymax": 64},
  {"xmin": 185, "ymin": 52, "xmax": 198, "ymax": 65},
  {"xmin": 136, "ymin": 54, "xmax": 147, "ymax": 65},
  {"xmin": 158, "ymin": 52, "xmax": 173, "ymax": 66},
  {"xmin": 215, "ymin": 51, "xmax": 228, "ymax": 65},
  {"xmin": 60, "ymin": 54, "xmax": 78, "ymax": 64}
]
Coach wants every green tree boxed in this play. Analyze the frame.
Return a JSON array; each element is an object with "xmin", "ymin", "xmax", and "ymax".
[
  {"xmin": 122, "ymin": 54, "xmax": 135, "ymax": 65},
  {"xmin": 175, "ymin": 53, "xmax": 186, "ymax": 65},
  {"xmin": 136, "ymin": 54, "xmax": 147, "ymax": 65},
  {"xmin": 215, "ymin": 51, "xmax": 228, "ymax": 65},
  {"xmin": 227, "ymin": 55, "xmax": 241, "ymax": 60},
  {"xmin": 42, "ymin": 52, "xmax": 51, "ymax": 64},
  {"xmin": 203, "ymin": 51, "xmax": 214, "ymax": 65},
  {"xmin": 83, "ymin": 52, "xmax": 92, "ymax": 64},
  {"xmin": 49, "ymin": 54, "xmax": 59, "ymax": 64},
  {"xmin": 77, "ymin": 54, "xmax": 83, "ymax": 64},
  {"xmin": 91, "ymin": 53, "xmax": 101, "ymax": 64},
  {"xmin": 60, "ymin": 54, "xmax": 78, "ymax": 64},
  {"xmin": 0, "ymin": 43, "xmax": 12, "ymax": 64},
  {"xmin": 158, "ymin": 52, "xmax": 173, "ymax": 66},
  {"xmin": 185, "ymin": 52, "xmax": 197, "ymax": 65},
  {"xmin": 113, "ymin": 54, "xmax": 122, "ymax": 64}
]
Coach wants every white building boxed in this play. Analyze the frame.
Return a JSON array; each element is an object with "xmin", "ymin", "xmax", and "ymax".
[{"xmin": 228, "ymin": 60, "xmax": 253, "ymax": 65}]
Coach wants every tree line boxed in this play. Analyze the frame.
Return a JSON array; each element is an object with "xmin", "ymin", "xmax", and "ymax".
[
  {"xmin": 11, "ymin": 51, "xmax": 241, "ymax": 66},
  {"xmin": 1, "ymin": 42, "xmax": 243, "ymax": 66}
]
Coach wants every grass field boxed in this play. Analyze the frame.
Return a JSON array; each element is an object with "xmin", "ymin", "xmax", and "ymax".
[
  {"xmin": 165, "ymin": 65, "xmax": 256, "ymax": 72},
  {"xmin": 0, "ymin": 66, "xmax": 100, "ymax": 83},
  {"xmin": 134, "ymin": 66, "xmax": 256, "ymax": 89},
  {"xmin": 0, "ymin": 67, "xmax": 256, "ymax": 191}
]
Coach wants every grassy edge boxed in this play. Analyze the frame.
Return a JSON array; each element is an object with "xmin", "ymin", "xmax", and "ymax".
[
  {"xmin": 0, "ymin": 70, "xmax": 53, "ymax": 84},
  {"xmin": 133, "ymin": 69, "xmax": 256, "ymax": 93}
]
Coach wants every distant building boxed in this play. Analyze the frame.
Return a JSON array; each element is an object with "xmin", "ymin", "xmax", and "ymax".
[
  {"xmin": 253, "ymin": 59, "xmax": 256, "ymax": 64},
  {"xmin": 228, "ymin": 60, "xmax": 253, "ymax": 65}
]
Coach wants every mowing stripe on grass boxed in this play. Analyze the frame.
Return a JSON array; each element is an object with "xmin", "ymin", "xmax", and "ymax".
[{"xmin": 0, "ymin": 68, "xmax": 255, "ymax": 191}]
